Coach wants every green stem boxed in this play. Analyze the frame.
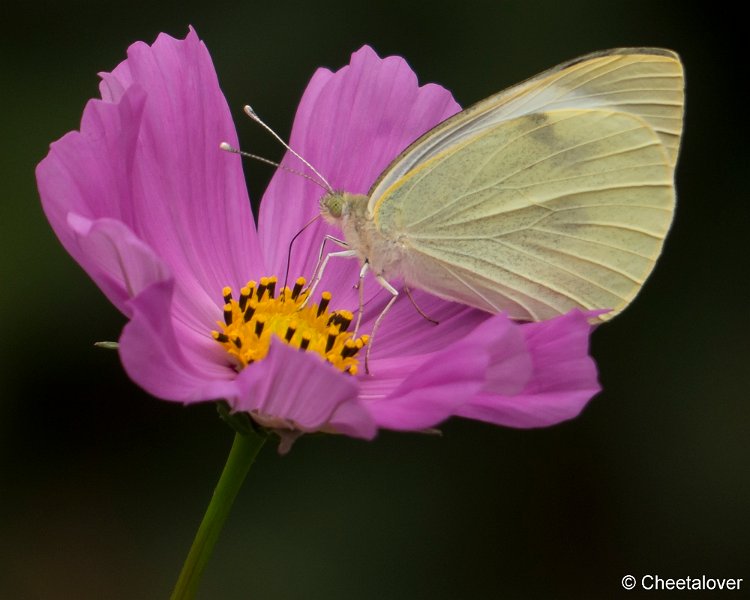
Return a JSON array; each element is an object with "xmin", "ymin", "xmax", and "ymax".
[{"xmin": 170, "ymin": 430, "xmax": 267, "ymax": 600}]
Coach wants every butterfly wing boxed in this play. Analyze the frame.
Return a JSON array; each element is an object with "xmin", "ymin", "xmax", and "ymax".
[
  {"xmin": 372, "ymin": 109, "xmax": 676, "ymax": 321},
  {"xmin": 368, "ymin": 48, "xmax": 684, "ymax": 216}
]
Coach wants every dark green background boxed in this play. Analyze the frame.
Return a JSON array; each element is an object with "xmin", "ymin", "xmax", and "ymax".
[{"xmin": 2, "ymin": 1, "xmax": 747, "ymax": 598}]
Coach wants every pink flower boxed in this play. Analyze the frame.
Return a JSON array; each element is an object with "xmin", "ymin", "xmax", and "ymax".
[{"xmin": 36, "ymin": 29, "xmax": 600, "ymax": 448}]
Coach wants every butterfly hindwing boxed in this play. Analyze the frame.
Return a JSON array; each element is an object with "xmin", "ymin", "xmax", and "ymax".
[{"xmin": 373, "ymin": 108, "xmax": 675, "ymax": 321}]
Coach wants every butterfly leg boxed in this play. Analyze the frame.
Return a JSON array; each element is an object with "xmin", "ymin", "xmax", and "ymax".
[
  {"xmin": 404, "ymin": 286, "xmax": 439, "ymax": 325},
  {"xmin": 310, "ymin": 235, "xmax": 348, "ymax": 283},
  {"xmin": 353, "ymin": 260, "xmax": 369, "ymax": 337},
  {"xmin": 365, "ymin": 275, "xmax": 399, "ymax": 374},
  {"xmin": 300, "ymin": 235, "xmax": 354, "ymax": 309}
]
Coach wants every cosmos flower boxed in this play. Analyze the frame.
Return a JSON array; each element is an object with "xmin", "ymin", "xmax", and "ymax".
[{"xmin": 36, "ymin": 29, "xmax": 600, "ymax": 450}]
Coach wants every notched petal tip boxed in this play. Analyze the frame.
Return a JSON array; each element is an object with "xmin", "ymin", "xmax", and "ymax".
[{"xmin": 41, "ymin": 26, "xmax": 266, "ymax": 320}]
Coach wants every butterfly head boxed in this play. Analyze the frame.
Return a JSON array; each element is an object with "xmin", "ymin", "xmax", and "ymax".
[{"xmin": 320, "ymin": 191, "xmax": 346, "ymax": 223}]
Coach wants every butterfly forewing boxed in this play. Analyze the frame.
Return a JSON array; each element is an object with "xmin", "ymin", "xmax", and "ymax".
[{"xmin": 367, "ymin": 48, "xmax": 684, "ymax": 215}]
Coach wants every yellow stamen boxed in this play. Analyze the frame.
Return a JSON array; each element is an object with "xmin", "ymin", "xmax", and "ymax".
[
  {"xmin": 211, "ymin": 276, "xmax": 367, "ymax": 374},
  {"xmin": 291, "ymin": 277, "xmax": 305, "ymax": 300}
]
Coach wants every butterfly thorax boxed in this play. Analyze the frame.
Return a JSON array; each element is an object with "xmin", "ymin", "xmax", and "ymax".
[{"xmin": 320, "ymin": 191, "xmax": 405, "ymax": 278}]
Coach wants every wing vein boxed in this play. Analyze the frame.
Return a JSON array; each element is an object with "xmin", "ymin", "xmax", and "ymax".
[
  {"xmin": 488, "ymin": 238, "xmax": 634, "ymax": 295},
  {"xmin": 499, "ymin": 238, "xmax": 647, "ymax": 284},
  {"xmin": 539, "ymin": 221, "xmax": 665, "ymax": 238},
  {"xmin": 420, "ymin": 243, "xmax": 607, "ymax": 308},
  {"xmin": 407, "ymin": 202, "xmax": 672, "ymax": 239},
  {"xmin": 434, "ymin": 261, "xmax": 550, "ymax": 321}
]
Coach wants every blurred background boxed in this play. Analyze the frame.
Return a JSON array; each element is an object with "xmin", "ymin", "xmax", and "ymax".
[{"xmin": 1, "ymin": 1, "xmax": 747, "ymax": 598}]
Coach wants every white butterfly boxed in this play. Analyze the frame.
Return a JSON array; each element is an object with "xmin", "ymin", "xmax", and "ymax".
[{"xmin": 314, "ymin": 48, "xmax": 683, "ymax": 337}]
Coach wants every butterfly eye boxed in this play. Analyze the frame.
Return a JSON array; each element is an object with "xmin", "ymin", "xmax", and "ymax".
[{"xmin": 320, "ymin": 192, "xmax": 345, "ymax": 219}]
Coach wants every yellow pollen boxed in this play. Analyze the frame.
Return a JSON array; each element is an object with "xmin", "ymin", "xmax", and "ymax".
[{"xmin": 211, "ymin": 276, "xmax": 367, "ymax": 374}]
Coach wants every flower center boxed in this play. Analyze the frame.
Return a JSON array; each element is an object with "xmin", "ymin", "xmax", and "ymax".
[{"xmin": 212, "ymin": 276, "xmax": 368, "ymax": 375}]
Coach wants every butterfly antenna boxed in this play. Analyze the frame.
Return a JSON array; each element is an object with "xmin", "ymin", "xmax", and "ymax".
[
  {"xmin": 243, "ymin": 104, "xmax": 334, "ymax": 193},
  {"xmin": 219, "ymin": 142, "xmax": 330, "ymax": 192}
]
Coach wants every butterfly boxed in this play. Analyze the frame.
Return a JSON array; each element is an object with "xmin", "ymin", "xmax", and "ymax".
[{"xmin": 313, "ymin": 48, "xmax": 683, "ymax": 341}]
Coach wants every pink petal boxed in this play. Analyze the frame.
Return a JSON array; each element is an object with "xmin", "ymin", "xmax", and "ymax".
[
  {"xmin": 327, "ymin": 399, "xmax": 379, "ymax": 440},
  {"xmin": 37, "ymin": 29, "xmax": 263, "ymax": 330},
  {"xmin": 233, "ymin": 339, "xmax": 375, "ymax": 439},
  {"xmin": 457, "ymin": 311, "xmax": 601, "ymax": 427},
  {"xmin": 119, "ymin": 279, "xmax": 239, "ymax": 403},
  {"xmin": 362, "ymin": 290, "xmax": 484, "ymax": 360},
  {"xmin": 363, "ymin": 313, "xmax": 530, "ymax": 430},
  {"xmin": 258, "ymin": 45, "xmax": 461, "ymax": 309},
  {"xmin": 37, "ymin": 86, "xmax": 149, "ymax": 315},
  {"xmin": 363, "ymin": 352, "xmax": 484, "ymax": 430},
  {"xmin": 65, "ymin": 214, "xmax": 171, "ymax": 317}
]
